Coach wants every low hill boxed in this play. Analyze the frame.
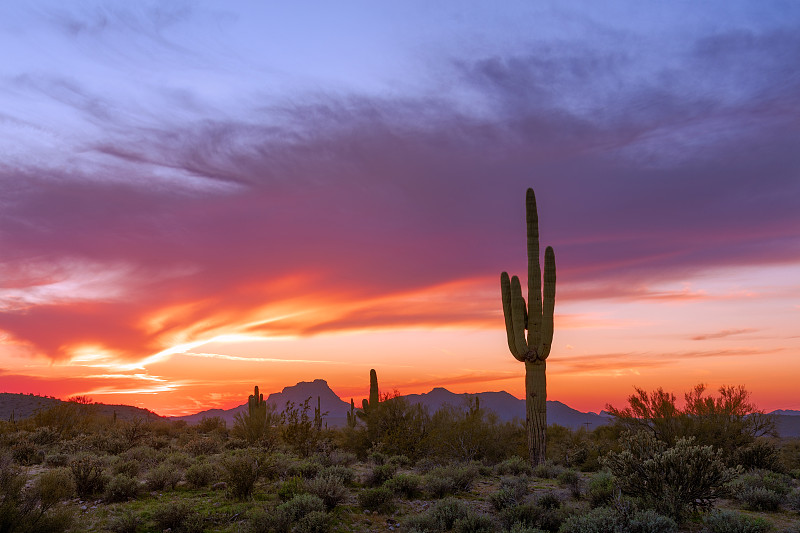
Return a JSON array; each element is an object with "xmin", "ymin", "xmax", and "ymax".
[{"xmin": 0, "ymin": 392, "xmax": 162, "ymax": 422}]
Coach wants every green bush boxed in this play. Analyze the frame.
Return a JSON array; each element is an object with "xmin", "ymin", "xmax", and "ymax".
[
  {"xmin": 627, "ymin": 510, "xmax": 678, "ymax": 533},
  {"xmin": 107, "ymin": 509, "xmax": 140, "ymax": 533},
  {"xmin": 702, "ymin": 510, "xmax": 771, "ymax": 533},
  {"xmin": 364, "ymin": 463, "xmax": 396, "ymax": 486},
  {"xmin": 603, "ymin": 431, "xmax": 738, "ymax": 521},
  {"xmin": 490, "ymin": 476, "xmax": 528, "ymax": 510},
  {"xmin": 151, "ymin": 500, "xmax": 204, "ymax": 533},
  {"xmin": 357, "ymin": 486, "xmax": 394, "ymax": 512},
  {"xmin": 317, "ymin": 464, "xmax": 355, "ymax": 485},
  {"xmin": 33, "ymin": 467, "xmax": 76, "ymax": 504},
  {"xmin": 424, "ymin": 463, "xmax": 480, "ymax": 498},
  {"xmin": 499, "ymin": 502, "xmax": 564, "ymax": 532},
  {"xmin": 386, "ymin": 473, "xmax": 423, "ymax": 499},
  {"xmin": 536, "ymin": 491, "xmax": 561, "ymax": 510},
  {"xmin": 558, "ymin": 506, "xmax": 620, "ymax": 533},
  {"xmin": 12, "ymin": 441, "xmax": 42, "ymax": 466},
  {"xmin": 496, "ymin": 456, "xmax": 532, "ymax": 476},
  {"xmin": 277, "ymin": 493, "xmax": 326, "ymax": 523},
  {"xmin": 221, "ymin": 450, "xmax": 261, "ymax": 500},
  {"xmin": 293, "ymin": 510, "xmax": 328, "ymax": 533},
  {"xmin": 104, "ymin": 473, "xmax": 139, "ymax": 502},
  {"xmin": 111, "ymin": 458, "xmax": 140, "ymax": 478},
  {"xmin": 452, "ymin": 512, "xmax": 497, "ymax": 533},
  {"xmin": 185, "ymin": 461, "xmax": 219, "ymax": 488},
  {"xmin": 144, "ymin": 462, "xmax": 182, "ymax": 491},
  {"xmin": 557, "ymin": 469, "xmax": 582, "ymax": 498},
  {"xmin": 586, "ymin": 471, "xmax": 615, "ymax": 508},
  {"xmin": 787, "ymin": 488, "xmax": 800, "ymax": 512},
  {"xmin": 278, "ymin": 476, "xmax": 306, "ymax": 502},
  {"xmin": 532, "ymin": 460, "xmax": 564, "ymax": 479},
  {"xmin": 0, "ymin": 454, "xmax": 74, "ymax": 533},
  {"xmin": 305, "ymin": 474, "xmax": 346, "ymax": 510},
  {"xmin": 70, "ymin": 454, "xmax": 108, "ymax": 497},
  {"xmin": 558, "ymin": 506, "xmax": 677, "ymax": 533},
  {"xmin": 739, "ymin": 486, "xmax": 783, "ymax": 511}
]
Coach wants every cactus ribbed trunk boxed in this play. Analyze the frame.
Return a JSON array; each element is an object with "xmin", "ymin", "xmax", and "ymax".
[
  {"xmin": 525, "ymin": 360, "xmax": 547, "ymax": 466},
  {"xmin": 501, "ymin": 188, "xmax": 556, "ymax": 467}
]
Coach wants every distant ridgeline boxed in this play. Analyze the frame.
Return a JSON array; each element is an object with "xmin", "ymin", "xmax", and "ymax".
[
  {"xmin": 4, "ymin": 384, "xmax": 798, "ymax": 437},
  {"xmin": 0, "ymin": 392, "xmax": 162, "ymax": 423}
]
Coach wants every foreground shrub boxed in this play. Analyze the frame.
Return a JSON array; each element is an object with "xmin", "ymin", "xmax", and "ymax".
[
  {"xmin": 144, "ymin": 462, "xmax": 182, "ymax": 491},
  {"xmin": 558, "ymin": 506, "xmax": 677, "ymax": 533},
  {"xmin": 490, "ymin": 476, "xmax": 528, "ymax": 510},
  {"xmin": 107, "ymin": 510, "xmax": 140, "ymax": 533},
  {"xmin": 305, "ymin": 474, "xmax": 346, "ymax": 510},
  {"xmin": 104, "ymin": 473, "xmax": 139, "ymax": 502},
  {"xmin": 586, "ymin": 471, "xmax": 615, "ymax": 508},
  {"xmin": 152, "ymin": 501, "xmax": 204, "ymax": 533},
  {"xmin": 357, "ymin": 486, "xmax": 394, "ymax": 512},
  {"xmin": 498, "ymin": 502, "xmax": 564, "ymax": 532},
  {"xmin": 424, "ymin": 463, "xmax": 480, "ymax": 498},
  {"xmin": 277, "ymin": 494, "xmax": 326, "ymax": 524},
  {"xmin": 186, "ymin": 461, "xmax": 219, "ymax": 488},
  {"xmin": 0, "ymin": 456, "xmax": 75, "ymax": 533},
  {"xmin": 532, "ymin": 460, "xmax": 564, "ymax": 479},
  {"xmin": 452, "ymin": 512, "xmax": 497, "ymax": 533},
  {"xmin": 557, "ymin": 469, "xmax": 582, "ymax": 498},
  {"xmin": 70, "ymin": 454, "xmax": 108, "ymax": 497},
  {"xmin": 364, "ymin": 463, "xmax": 396, "ymax": 487},
  {"xmin": 495, "ymin": 455, "xmax": 531, "ymax": 476},
  {"xmin": 405, "ymin": 497, "xmax": 471, "ymax": 532},
  {"xmin": 221, "ymin": 450, "xmax": 261, "ymax": 500},
  {"xmin": 603, "ymin": 431, "xmax": 738, "ymax": 521},
  {"xmin": 702, "ymin": 510, "xmax": 771, "ymax": 533},
  {"xmin": 386, "ymin": 473, "xmax": 423, "ymax": 499},
  {"xmin": 317, "ymin": 464, "xmax": 356, "ymax": 485}
]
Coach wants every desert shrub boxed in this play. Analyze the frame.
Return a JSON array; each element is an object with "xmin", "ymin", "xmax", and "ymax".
[
  {"xmin": 221, "ymin": 449, "xmax": 261, "ymax": 500},
  {"xmin": 317, "ymin": 464, "xmax": 355, "ymax": 485},
  {"xmin": 787, "ymin": 488, "xmax": 800, "ymax": 512},
  {"xmin": 144, "ymin": 462, "xmax": 182, "ymax": 491},
  {"xmin": 734, "ymin": 439, "xmax": 783, "ymax": 472},
  {"xmin": 0, "ymin": 455, "xmax": 75, "ymax": 533},
  {"xmin": 44, "ymin": 453, "xmax": 70, "ymax": 467},
  {"xmin": 152, "ymin": 500, "xmax": 204, "ymax": 533},
  {"xmin": 183, "ymin": 435, "xmax": 221, "ymax": 456},
  {"xmin": 779, "ymin": 439, "xmax": 800, "ymax": 472},
  {"xmin": 425, "ymin": 463, "xmax": 480, "ymax": 498},
  {"xmin": 490, "ymin": 476, "xmax": 529, "ymax": 510},
  {"xmin": 31, "ymin": 426, "xmax": 60, "ymax": 445},
  {"xmin": 107, "ymin": 509, "xmax": 141, "ymax": 533},
  {"xmin": 164, "ymin": 451, "xmax": 192, "ymax": 469},
  {"xmin": 452, "ymin": 512, "xmax": 497, "ymax": 533},
  {"xmin": 603, "ymin": 431, "xmax": 738, "ymax": 521},
  {"xmin": 739, "ymin": 487, "xmax": 783, "ymax": 511},
  {"xmin": 33, "ymin": 467, "xmax": 76, "ymax": 503},
  {"xmin": 287, "ymin": 459, "xmax": 322, "ymax": 479},
  {"xmin": 122, "ymin": 445, "xmax": 162, "ymax": 467},
  {"xmin": 532, "ymin": 460, "xmax": 564, "ymax": 479},
  {"xmin": 357, "ymin": 486, "xmax": 394, "ymax": 512},
  {"xmin": 496, "ymin": 455, "xmax": 531, "ymax": 476},
  {"xmin": 186, "ymin": 461, "xmax": 219, "ymax": 488},
  {"xmin": 586, "ymin": 471, "xmax": 615, "ymax": 508},
  {"xmin": 326, "ymin": 449, "xmax": 356, "ymax": 466},
  {"xmin": 278, "ymin": 476, "xmax": 307, "ymax": 502},
  {"xmin": 277, "ymin": 493, "xmax": 326, "ymax": 523},
  {"xmin": 305, "ymin": 474, "xmax": 346, "ymax": 510},
  {"xmin": 507, "ymin": 525, "xmax": 547, "ymax": 533},
  {"xmin": 627, "ymin": 510, "xmax": 678, "ymax": 533},
  {"xmin": 364, "ymin": 463, "xmax": 396, "ymax": 487},
  {"xmin": 536, "ymin": 491, "xmax": 561, "ymax": 510},
  {"xmin": 12, "ymin": 441, "xmax": 42, "ymax": 466},
  {"xmin": 385, "ymin": 473, "xmax": 423, "ymax": 499},
  {"xmin": 557, "ymin": 469, "xmax": 582, "ymax": 498},
  {"xmin": 499, "ymin": 502, "xmax": 564, "ymax": 532},
  {"xmin": 702, "ymin": 510, "xmax": 771, "ymax": 533},
  {"xmin": 70, "ymin": 454, "xmax": 108, "ymax": 497},
  {"xmin": 558, "ymin": 506, "xmax": 620, "ymax": 533},
  {"xmin": 246, "ymin": 507, "xmax": 289, "ymax": 533},
  {"xmin": 111, "ymin": 458, "xmax": 140, "ymax": 478},
  {"xmin": 280, "ymin": 399, "xmax": 321, "ymax": 457},
  {"xmin": 293, "ymin": 510, "xmax": 328, "ymax": 533},
  {"xmin": 427, "ymin": 497, "xmax": 472, "ymax": 530},
  {"xmin": 195, "ymin": 416, "xmax": 227, "ymax": 435},
  {"xmin": 104, "ymin": 473, "xmax": 139, "ymax": 502},
  {"xmin": 388, "ymin": 454, "xmax": 412, "ymax": 467}
]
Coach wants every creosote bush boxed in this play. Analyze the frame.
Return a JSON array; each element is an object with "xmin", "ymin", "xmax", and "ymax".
[
  {"xmin": 702, "ymin": 510, "xmax": 771, "ymax": 533},
  {"xmin": 357, "ymin": 486, "xmax": 394, "ymax": 512},
  {"xmin": 603, "ymin": 431, "xmax": 739, "ymax": 521},
  {"xmin": 221, "ymin": 449, "xmax": 261, "ymax": 500}
]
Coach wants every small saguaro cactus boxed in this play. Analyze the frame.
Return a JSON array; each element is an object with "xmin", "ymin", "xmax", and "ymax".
[
  {"xmin": 248, "ymin": 385, "xmax": 267, "ymax": 421},
  {"xmin": 346, "ymin": 398, "xmax": 357, "ymax": 428},
  {"xmin": 500, "ymin": 188, "xmax": 556, "ymax": 466},
  {"xmin": 361, "ymin": 368, "xmax": 380, "ymax": 413}
]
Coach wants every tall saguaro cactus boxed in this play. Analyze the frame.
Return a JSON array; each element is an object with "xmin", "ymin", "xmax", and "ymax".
[
  {"xmin": 248, "ymin": 385, "xmax": 267, "ymax": 420},
  {"xmin": 500, "ymin": 188, "xmax": 556, "ymax": 466}
]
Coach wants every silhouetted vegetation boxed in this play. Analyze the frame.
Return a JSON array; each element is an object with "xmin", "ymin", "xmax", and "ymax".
[{"xmin": 0, "ymin": 382, "xmax": 795, "ymax": 532}]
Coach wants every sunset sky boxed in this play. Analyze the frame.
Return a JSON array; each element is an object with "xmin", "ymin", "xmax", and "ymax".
[{"xmin": 1, "ymin": 2, "xmax": 798, "ymax": 416}]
